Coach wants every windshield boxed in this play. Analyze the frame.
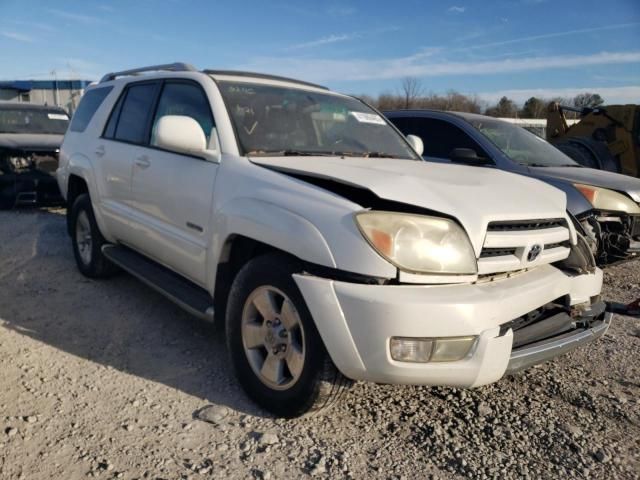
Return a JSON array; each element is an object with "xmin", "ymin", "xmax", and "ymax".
[
  {"xmin": 468, "ymin": 117, "xmax": 579, "ymax": 167},
  {"xmin": 0, "ymin": 108, "xmax": 69, "ymax": 135},
  {"xmin": 217, "ymin": 80, "xmax": 418, "ymax": 160}
]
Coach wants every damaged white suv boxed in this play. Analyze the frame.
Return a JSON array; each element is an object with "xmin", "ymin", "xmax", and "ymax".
[{"xmin": 58, "ymin": 63, "xmax": 610, "ymax": 417}]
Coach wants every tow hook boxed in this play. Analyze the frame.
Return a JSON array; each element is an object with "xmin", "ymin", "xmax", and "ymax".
[{"xmin": 606, "ymin": 297, "xmax": 640, "ymax": 318}]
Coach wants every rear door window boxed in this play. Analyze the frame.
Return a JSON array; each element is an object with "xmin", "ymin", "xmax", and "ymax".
[
  {"xmin": 113, "ymin": 82, "xmax": 159, "ymax": 144},
  {"xmin": 69, "ymin": 86, "xmax": 112, "ymax": 133}
]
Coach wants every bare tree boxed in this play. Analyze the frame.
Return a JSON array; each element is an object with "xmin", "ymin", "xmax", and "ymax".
[
  {"xmin": 400, "ymin": 77, "xmax": 423, "ymax": 109},
  {"xmin": 573, "ymin": 92, "xmax": 604, "ymax": 110}
]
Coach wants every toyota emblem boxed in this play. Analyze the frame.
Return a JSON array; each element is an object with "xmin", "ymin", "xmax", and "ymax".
[{"xmin": 527, "ymin": 244, "xmax": 542, "ymax": 262}]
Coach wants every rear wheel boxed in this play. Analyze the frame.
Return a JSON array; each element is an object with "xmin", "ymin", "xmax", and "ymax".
[
  {"xmin": 70, "ymin": 194, "xmax": 118, "ymax": 278},
  {"xmin": 226, "ymin": 253, "xmax": 351, "ymax": 417}
]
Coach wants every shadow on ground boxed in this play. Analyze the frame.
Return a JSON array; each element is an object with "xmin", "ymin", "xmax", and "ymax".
[{"xmin": 0, "ymin": 208, "xmax": 267, "ymax": 417}]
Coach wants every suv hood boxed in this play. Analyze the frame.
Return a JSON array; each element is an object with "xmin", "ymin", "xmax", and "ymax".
[
  {"xmin": 251, "ymin": 156, "xmax": 567, "ymax": 255},
  {"xmin": 530, "ymin": 166, "xmax": 640, "ymax": 203},
  {"xmin": 0, "ymin": 133, "xmax": 64, "ymax": 151}
]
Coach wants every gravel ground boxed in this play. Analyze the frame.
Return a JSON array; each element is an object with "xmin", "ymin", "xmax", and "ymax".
[{"xmin": 0, "ymin": 208, "xmax": 638, "ymax": 480}]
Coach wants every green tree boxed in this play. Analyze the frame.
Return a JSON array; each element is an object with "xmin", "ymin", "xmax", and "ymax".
[
  {"xmin": 486, "ymin": 96, "xmax": 517, "ymax": 117},
  {"xmin": 520, "ymin": 97, "xmax": 546, "ymax": 118}
]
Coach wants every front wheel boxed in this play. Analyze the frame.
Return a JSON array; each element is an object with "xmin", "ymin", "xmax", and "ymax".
[{"xmin": 226, "ymin": 253, "xmax": 351, "ymax": 417}]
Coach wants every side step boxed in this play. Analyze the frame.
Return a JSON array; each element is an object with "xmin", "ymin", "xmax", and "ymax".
[{"xmin": 102, "ymin": 244, "xmax": 214, "ymax": 323}]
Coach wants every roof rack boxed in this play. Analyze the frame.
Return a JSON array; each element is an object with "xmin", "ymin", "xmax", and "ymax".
[
  {"xmin": 203, "ymin": 70, "xmax": 329, "ymax": 90},
  {"xmin": 99, "ymin": 63, "xmax": 197, "ymax": 83}
]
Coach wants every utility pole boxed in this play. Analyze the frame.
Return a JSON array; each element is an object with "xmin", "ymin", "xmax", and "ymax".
[{"xmin": 51, "ymin": 69, "xmax": 59, "ymax": 107}]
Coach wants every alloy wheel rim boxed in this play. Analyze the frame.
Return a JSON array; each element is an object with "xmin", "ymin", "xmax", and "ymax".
[
  {"xmin": 241, "ymin": 285, "xmax": 306, "ymax": 390},
  {"xmin": 75, "ymin": 211, "xmax": 92, "ymax": 265}
]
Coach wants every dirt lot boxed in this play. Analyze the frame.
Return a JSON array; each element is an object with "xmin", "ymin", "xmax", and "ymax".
[{"xmin": 0, "ymin": 208, "xmax": 639, "ymax": 479}]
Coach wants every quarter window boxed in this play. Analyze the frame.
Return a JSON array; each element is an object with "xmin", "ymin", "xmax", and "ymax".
[{"xmin": 70, "ymin": 86, "xmax": 112, "ymax": 133}]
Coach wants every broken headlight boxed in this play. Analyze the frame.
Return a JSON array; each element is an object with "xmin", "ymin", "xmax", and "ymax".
[{"xmin": 355, "ymin": 211, "xmax": 478, "ymax": 274}]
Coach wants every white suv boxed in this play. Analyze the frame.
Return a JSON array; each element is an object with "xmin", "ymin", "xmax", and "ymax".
[{"xmin": 58, "ymin": 63, "xmax": 610, "ymax": 417}]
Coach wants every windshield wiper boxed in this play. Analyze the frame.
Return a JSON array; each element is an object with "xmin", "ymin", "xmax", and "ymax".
[
  {"xmin": 248, "ymin": 150, "xmax": 335, "ymax": 157},
  {"xmin": 525, "ymin": 163, "xmax": 583, "ymax": 168}
]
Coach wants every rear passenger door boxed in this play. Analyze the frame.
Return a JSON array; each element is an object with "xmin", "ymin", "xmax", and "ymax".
[
  {"xmin": 98, "ymin": 80, "xmax": 161, "ymax": 243},
  {"xmin": 128, "ymin": 80, "xmax": 218, "ymax": 286}
]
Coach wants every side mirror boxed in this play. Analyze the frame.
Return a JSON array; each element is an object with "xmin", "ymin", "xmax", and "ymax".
[
  {"xmin": 406, "ymin": 134, "xmax": 424, "ymax": 156},
  {"xmin": 153, "ymin": 115, "xmax": 220, "ymax": 162},
  {"xmin": 449, "ymin": 148, "xmax": 489, "ymax": 164}
]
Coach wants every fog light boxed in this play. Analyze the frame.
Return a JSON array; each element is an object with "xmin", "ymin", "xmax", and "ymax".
[
  {"xmin": 390, "ymin": 337, "xmax": 433, "ymax": 363},
  {"xmin": 390, "ymin": 336, "xmax": 477, "ymax": 363},
  {"xmin": 430, "ymin": 336, "xmax": 476, "ymax": 362}
]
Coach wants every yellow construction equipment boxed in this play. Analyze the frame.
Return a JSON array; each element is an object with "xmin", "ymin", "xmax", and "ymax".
[{"xmin": 546, "ymin": 103, "xmax": 640, "ymax": 177}]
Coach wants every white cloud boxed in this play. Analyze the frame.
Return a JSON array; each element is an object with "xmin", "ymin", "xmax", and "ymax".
[
  {"xmin": 476, "ymin": 86, "xmax": 640, "ymax": 105},
  {"xmin": 239, "ymin": 51, "xmax": 640, "ymax": 83},
  {"xmin": 288, "ymin": 33, "xmax": 359, "ymax": 50},
  {"xmin": 448, "ymin": 6, "xmax": 466, "ymax": 13},
  {"xmin": 327, "ymin": 6, "xmax": 356, "ymax": 16},
  {"xmin": 467, "ymin": 22, "xmax": 640, "ymax": 50},
  {"xmin": 47, "ymin": 9, "xmax": 103, "ymax": 24},
  {"xmin": 1, "ymin": 31, "xmax": 34, "ymax": 43}
]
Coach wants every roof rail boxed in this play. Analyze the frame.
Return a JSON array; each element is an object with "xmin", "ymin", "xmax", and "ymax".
[
  {"xmin": 203, "ymin": 70, "xmax": 329, "ymax": 90},
  {"xmin": 99, "ymin": 62, "xmax": 197, "ymax": 83}
]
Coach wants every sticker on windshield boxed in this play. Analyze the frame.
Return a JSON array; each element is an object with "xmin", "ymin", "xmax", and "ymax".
[
  {"xmin": 48, "ymin": 113, "xmax": 68, "ymax": 120},
  {"xmin": 349, "ymin": 111, "xmax": 386, "ymax": 125}
]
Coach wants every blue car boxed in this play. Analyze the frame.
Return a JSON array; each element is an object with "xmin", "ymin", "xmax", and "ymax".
[{"xmin": 385, "ymin": 110, "xmax": 640, "ymax": 265}]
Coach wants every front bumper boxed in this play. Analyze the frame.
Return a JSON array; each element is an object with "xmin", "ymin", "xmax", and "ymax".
[{"xmin": 294, "ymin": 264, "xmax": 605, "ymax": 387}]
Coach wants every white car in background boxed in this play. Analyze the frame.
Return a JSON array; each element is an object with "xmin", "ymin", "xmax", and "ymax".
[{"xmin": 57, "ymin": 63, "xmax": 610, "ymax": 417}]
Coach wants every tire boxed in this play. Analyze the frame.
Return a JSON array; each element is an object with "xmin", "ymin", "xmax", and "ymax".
[
  {"xmin": 226, "ymin": 253, "xmax": 351, "ymax": 417},
  {"xmin": 69, "ymin": 194, "xmax": 118, "ymax": 278}
]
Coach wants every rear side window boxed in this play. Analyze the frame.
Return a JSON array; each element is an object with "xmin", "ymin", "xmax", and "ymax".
[
  {"xmin": 113, "ymin": 83, "xmax": 159, "ymax": 144},
  {"xmin": 69, "ymin": 87, "xmax": 112, "ymax": 133}
]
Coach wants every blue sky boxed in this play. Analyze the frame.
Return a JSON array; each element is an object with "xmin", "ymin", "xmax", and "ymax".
[{"xmin": 0, "ymin": 0, "xmax": 638, "ymax": 105}]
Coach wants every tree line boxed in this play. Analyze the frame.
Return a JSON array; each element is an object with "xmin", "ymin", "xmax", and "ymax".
[{"xmin": 357, "ymin": 77, "xmax": 605, "ymax": 119}]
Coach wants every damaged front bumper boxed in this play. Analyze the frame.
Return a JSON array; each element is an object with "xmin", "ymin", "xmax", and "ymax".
[
  {"xmin": 294, "ymin": 263, "xmax": 605, "ymax": 387},
  {"xmin": 0, "ymin": 149, "xmax": 63, "ymax": 208},
  {"xmin": 579, "ymin": 211, "xmax": 640, "ymax": 264},
  {"xmin": 506, "ymin": 301, "xmax": 611, "ymax": 374}
]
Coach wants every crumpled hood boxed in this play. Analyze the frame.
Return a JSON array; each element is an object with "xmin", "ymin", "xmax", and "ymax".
[
  {"xmin": 250, "ymin": 156, "xmax": 568, "ymax": 255},
  {"xmin": 530, "ymin": 166, "xmax": 640, "ymax": 203},
  {"xmin": 0, "ymin": 133, "xmax": 64, "ymax": 151}
]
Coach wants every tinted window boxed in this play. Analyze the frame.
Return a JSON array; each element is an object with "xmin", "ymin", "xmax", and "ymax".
[
  {"xmin": 114, "ymin": 83, "xmax": 158, "ymax": 144},
  {"xmin": 0, "ymin": 107, "xmax": 69, "ymax": 134},
  {"xmin": 151, "ymin": 82, "xmax": 214, "ymax": 146},
  {"xmin": 392, "ymin": 117, "xmax": 489, "ymax": 161},
  {"xmin": 103, "ymin": 92, "xmax": 126, "ymax": 139},
  {"xmin": 69, "ymin": 87, "xmax": 112, "ymax": 133}
]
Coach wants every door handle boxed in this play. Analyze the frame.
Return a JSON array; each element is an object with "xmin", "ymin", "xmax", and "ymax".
[
  {"xmin": 95, "ymin": 145, "xmax": 105, "ymax": 157},
  {"xmin": 135, "ymin": 155, "xmax": 150, "ymax": 169}
]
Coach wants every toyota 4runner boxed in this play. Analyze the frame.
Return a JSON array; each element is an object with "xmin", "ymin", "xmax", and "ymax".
[{"xmin": 57, "ymin": 63, "xmax": 610, "ymax": 417}]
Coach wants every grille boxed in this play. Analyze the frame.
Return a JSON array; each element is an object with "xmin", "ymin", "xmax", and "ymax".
[
  {"xmin": 478, "ymin": 218, "xmax": 571, "ymax": 275},
  {"xmin": 486, "ymin": 218, "xmax": 567, "ymax": 232},
  {"xmin": 480, "ymin": 248, "xmax": 517, "ymax": 258}
]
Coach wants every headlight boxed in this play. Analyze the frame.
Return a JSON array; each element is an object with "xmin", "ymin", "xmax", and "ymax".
[
  {"xmin": 355, "ymin": 211, "xmax": 478, "ymax": 274},
  {"xmin": 574, "ymin": 184, "xmax": 640, "ymax": 214}
]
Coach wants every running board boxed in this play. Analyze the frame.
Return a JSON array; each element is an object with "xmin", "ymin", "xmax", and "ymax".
[{"xmin": 102, "ymin": 245, "xmax": 214, "ymax": 323}]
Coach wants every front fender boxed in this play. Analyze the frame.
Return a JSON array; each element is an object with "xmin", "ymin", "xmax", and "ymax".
[{"xmin": 211, "ymin": 197, "xmax": 337, "ymax": 271}]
